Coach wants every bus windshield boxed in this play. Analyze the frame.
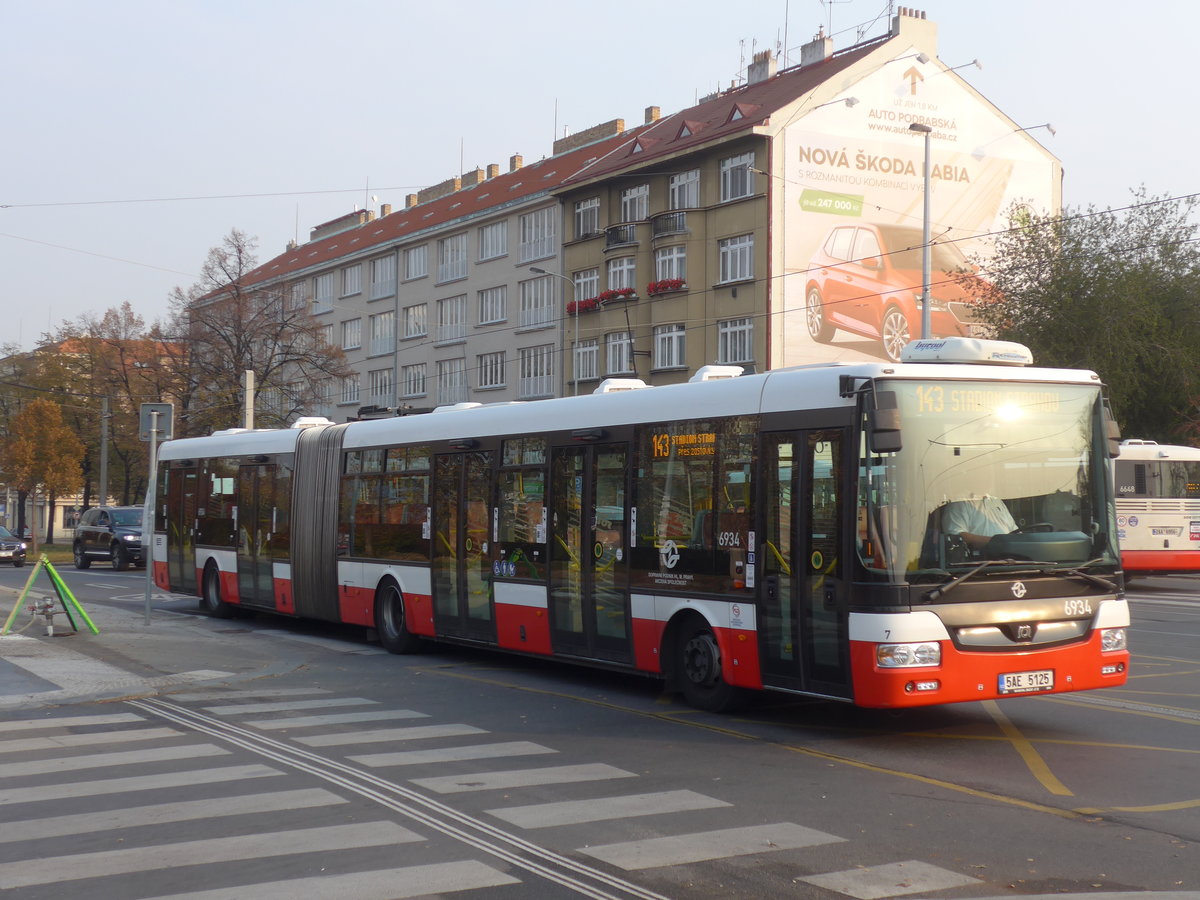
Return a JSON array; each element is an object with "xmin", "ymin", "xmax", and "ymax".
[{"xmin": 858, "ymin": 379, "xmax": 1119, "ymax": 582}]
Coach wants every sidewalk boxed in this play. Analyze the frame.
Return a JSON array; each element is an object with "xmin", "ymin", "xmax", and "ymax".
[{"xmin": 0, "ymin": 586, "xmax": 298, "ymax": 711}]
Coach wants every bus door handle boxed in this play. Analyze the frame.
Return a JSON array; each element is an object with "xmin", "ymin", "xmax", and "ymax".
[{"xmin": 824, "ymin": 586, "xmax": 836, "ymax": 610}]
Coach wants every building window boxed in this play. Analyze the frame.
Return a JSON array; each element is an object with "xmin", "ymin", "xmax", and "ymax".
[
  {"xmin": 655, "ymin": 245, "xmax": 687, "ymax": 281},
  {"xmin": 518, "ymin": 207, "xmax": 555, "ymax": 262},
  {"xmin": 402, "ymin": 363, "xmax": 426, "ymax": 398},
  {"xmin": 437, "ymin": 233, "xmax": 468, "ymax": 282},
  {"xmin": 478, "ymin": 221, "xmax": 507, "ymax": 261},
  {"xmin": 719, "ymin": 234, "xmax": 754, "ymax": 283},
  {"xmin": 654, "ymin": 323, "xmax": 686, "ymax": 369},
  {"xmin": 619, "ymin": 184, "xmax": 649, "ymax": 222},
  {"xmin": 403, "ymin": 245, "xmax": 427, "ymax": 280},
  {"xmin": 719, "ymin": 152, "xmax": 755, "ymax": 202},
  {"xmin": 479, "ymin": 285, "xmax": 507, "ymax": 324},
  {"xmin": 478, "ymin": 351, "xmax": 505, "ymax": 389},
  {"xmin": 403, "ymin": 303, "xmax": 427, "ymax": 339},
  {"xmin": 574, "ymin": 338, "xmax": 598, "ymax": 382},
  {"xmin": 574, "ymin": 197, "xmax": 600, "ymax": 239},
  {"xmin": 718, "ymin": 317, "xmax": 753, "ymax": 364},
  {"xmin": 342, "ymin": 318, "xmax": 362, "ymax": 351},
  {"xmin": 289, "ymin": 281, "xmax": 310, "ymax": 310},
  {"xmin": 438, "ymin": 295, "xmax": 468, "ymax": 343},
  {"xmin": 574, "ymin": 268, "xmax": 599, "ymax": 301},
  {"xmin": 437, "ymin": 358, "xmax": 467, "ymax": 405},
  {"xmin": 369, "ymin": 368, "xmax": 393, "ymax": 406},
  {"xmin": 369, "ymin": 255, "xmax": 396, "ymax": 299},
  {"xmin": 340, "ymin": 374, "xmax": 360, "ymax": 405},
  {"xmin": 341, "ymin": 264, "xmax": 362, "ymax": 297},
  {"xmin": 314, "ymin": 273, "xmax": 335, "ymax": 314},
  {"xmin": 520, "ymin": 277, "xmax": 554, "ymax": 329},
  {"xmin": 369, "ymin": 310, "xmax": 395, "ymax": 356},
  {"xmin": 669, "ymin": 169, "xmax": 700, "ymax": 209},
  {"xmin": 319, "ymin": 323, "xmax": 334, "ymax": 347},
  {"xmin": 606, "ymin": 331, "xmax": 634, "ymax": 375},
  {"xmin": 607, "ymin": 257, "xmax": 636, "ymax": 291},
  {"xmin": 518, "ymin": 345, "xmax": 554, "ymax": 399}
]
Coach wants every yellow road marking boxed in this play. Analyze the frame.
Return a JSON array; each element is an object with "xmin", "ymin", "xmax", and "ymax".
[
  {"xmin": 981, "ymin": 700, "xmax": 1073, "ymax": 796},
  {"xmin": 420, "ymin": 663, "xmax": 1082, "ymax": 820}
]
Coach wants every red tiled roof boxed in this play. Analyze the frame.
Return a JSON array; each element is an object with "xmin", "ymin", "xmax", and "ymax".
[
  {"xmin": 560, "ymin": 39, "xmax": 884, "ymax": 187},
  {"xmin": 238, "ymin": 126, "xmax": 653, "ymax": 291}
]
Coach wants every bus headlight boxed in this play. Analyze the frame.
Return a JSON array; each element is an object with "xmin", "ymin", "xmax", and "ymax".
[
  {"xmin": 877, "ymin": 642, "xmax": 941, "ymax": 667},
  {"xmin": 1100, "ymin": 628, "xmax": 1127, "ymax": 652}
]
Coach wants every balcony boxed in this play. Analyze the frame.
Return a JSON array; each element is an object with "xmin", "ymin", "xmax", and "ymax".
[
  {"xmin": 651, "ymin": 210, "xmax": 688, "ymax": 238},
  {"xmin": 605, "ymin": 223, "xmax": 639, "ymax": 250}
]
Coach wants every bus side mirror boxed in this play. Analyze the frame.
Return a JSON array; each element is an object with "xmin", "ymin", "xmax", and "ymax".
[
  {"xmin": 1104, "ymin": 408, "xmax": 1121, "ymax": 457},
  {"xmin": 869, "ymin": 390, "xmax": 902, "ymax": 453}
]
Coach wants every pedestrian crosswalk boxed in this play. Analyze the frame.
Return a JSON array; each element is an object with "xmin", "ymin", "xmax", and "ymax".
[{"xmin": 0, "ymin": 686, "xmax": 986, "ymax": 899}]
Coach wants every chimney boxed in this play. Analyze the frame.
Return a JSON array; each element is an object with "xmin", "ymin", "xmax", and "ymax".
[
  {"xmin": 286, "ymin": 239, "xmax": 298, "ymax": 251},
  {"xmin": 747, "ymin": 50, "xmax": 777, "ymax": 85},
  {"xmin": 417, "ymin": 175, "xmax": 462, "ymax": 204},
  {"xmin": 891, "ymin": 6, "xmax": 936, "ymax": 41},
  {"xmin": 486, "ymin": 163, "xmax": 500, "ymax": 179},
  {"xmin": 461, "ymin": 167, "xmax": 485, "ymax": 187},
  {"xmin": 380, "ymin": 203, "xmax": 392, "ymax": 217},
  {"xmin": 406, "ymin": 193, "xmax": 418, "ymax": 209},
  {"xmin": 645, "ymin": 105, "xmax": 661, "ymax": 124},
  {"xmin": 800, "ymin": 27, "xmax": 834, "ymax": 67},
  {"xmin": 553, "ymin": 118, "xmax": 625, "ymax": 155},
  {"xmin": 509, "ymin": 153, "xmax": 523, "ymax": 172}
]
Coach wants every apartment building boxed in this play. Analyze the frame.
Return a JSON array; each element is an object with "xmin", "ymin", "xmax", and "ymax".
[
  {"xmin": 232, "ymin": 7, "xmax": 1058, "ymax": 421},
  {"xmin": 236, "ymin": 129, "xmax": 649, "ymax": 423},
  {"xmin": 552, "ymin": 7, "xmax": 1060, "ymax": 386}
]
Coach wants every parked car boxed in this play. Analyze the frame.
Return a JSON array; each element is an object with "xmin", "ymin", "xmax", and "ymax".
[
  {"xmin": 0, "ymin": 526, "xmax": 27, "ymax": 567},
  {"xmin": 805, "ymin": 222, "xmax": 990, "ymax": 362},
  {"xmin": 73, "ymin": 506, "xmax": 144, "ymax": 570}
]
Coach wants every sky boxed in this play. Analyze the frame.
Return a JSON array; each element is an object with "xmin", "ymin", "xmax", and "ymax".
[{"xmin": 1, "ymin": 0, "xmax": 1191, "ymax": 351}]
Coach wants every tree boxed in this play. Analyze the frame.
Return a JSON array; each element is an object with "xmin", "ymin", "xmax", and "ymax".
[
  {"xmin": 1, "ymin": 398, "xmax": 85, "ymax": 552},
  {"xmin": 972, "ymin": 190, "xmax": 1200, "ymax": 442},
  {"xmin": 160, "ymin": 229, "xmax": 351, "ymax": 436}
]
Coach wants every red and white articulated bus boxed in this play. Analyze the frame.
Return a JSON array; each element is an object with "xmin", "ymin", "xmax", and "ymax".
[
  {"xmin": 1114, "ymin": 439, "xmax": 1200, "ymax": 576},
  {"xmin": 151, "ymin": 337, "xmax": 1129, "ymax": 711}
]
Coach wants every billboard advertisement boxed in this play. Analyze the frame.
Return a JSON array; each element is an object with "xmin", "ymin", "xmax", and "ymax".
[{"xmin": 776, "ymin": 53, "xmax": 1060, "ymax": 366}]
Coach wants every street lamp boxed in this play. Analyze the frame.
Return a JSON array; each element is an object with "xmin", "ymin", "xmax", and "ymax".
[
  {"xmin": 529, "ymin": 266, "xmax": 578, "ymax": 395},
  {"xmin": 908, "ymin": 122, "xmax": 933, "ymax": 340}
]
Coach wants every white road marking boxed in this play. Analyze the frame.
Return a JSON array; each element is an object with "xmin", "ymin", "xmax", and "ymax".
[
  {"xmin": 488, "ymin": 789, "xmax": 731, "ymax": 829},
  {"xmin": 580, "ymin": 822, "xmax": 845, "ymax": 870}
]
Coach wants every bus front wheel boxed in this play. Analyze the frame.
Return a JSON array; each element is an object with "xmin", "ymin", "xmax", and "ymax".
[
  {"xmin": 375, "ymin": 580, "xmax": 422, "ymax": 654},
  {"xmin": 675, "ymin": 618, "xmax": 745, "ymax": 713}
]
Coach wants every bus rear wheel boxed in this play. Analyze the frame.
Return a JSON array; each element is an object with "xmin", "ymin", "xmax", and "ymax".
[
  {"xmin": 200, "ymin": 563, "xmax": 234, "ymax": 619},
  {"xmin": 375, "ymin": 580, "xmax": 422, "ymax": 654},
  {"xmin": 675, "ymin": 619, "xmax": 745, "ymax": 713}
]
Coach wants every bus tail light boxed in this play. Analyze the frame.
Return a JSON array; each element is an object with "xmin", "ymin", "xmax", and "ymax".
[
  {"xmin": 1100, "ymin": 628, "xmax": 1127, "ymax": 652},
  {"xmin": 876, "ymin": 642, "xmax": 941, "ymax": 668}
]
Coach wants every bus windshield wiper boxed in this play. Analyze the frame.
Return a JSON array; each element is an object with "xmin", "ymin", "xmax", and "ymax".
[
  {"xmin": 1037, "ymin": 558, "xmax": 1120, "ymax": 592},
  {"xmin": 922, "ymin": 559, "xmax": 1031, "ymax": 602}
]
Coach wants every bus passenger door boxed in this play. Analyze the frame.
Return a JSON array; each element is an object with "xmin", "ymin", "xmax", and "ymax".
[
  {"xmin": 236, "ymin": 464, "xmax": 276, "ymax": 608},
  {"xmin": 758, "ymin": 430, "xmax": 851, "ymax": 698},
  {"xmin": 549, "ymin": 444, "xmax": 631, "ymax": 662},
  {"xmin": 432, "ymin": 451, "xmax": 495, "ymax": 641},
  {"xmin": 166, "ymin": 465, "xmax": 198, "ymax": 594}
]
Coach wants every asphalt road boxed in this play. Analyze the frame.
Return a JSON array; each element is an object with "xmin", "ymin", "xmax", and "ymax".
[{"xmin": 0, "ymin": 563, "xmax": 1197, "ymax": 900}]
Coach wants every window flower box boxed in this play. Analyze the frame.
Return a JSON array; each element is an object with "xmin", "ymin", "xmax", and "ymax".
[
  {"xmin": 647, "ymin": 279, "xmax": 687, "ymax": 297},
  {"xmin": 567, "ymin": 287, "xmax": 637, "ymax": 314}
]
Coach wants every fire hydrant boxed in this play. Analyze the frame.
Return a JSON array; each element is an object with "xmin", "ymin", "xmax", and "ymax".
[{"xmin": 28, "ymin": 597, "xmax": 65, "ymax": 636}]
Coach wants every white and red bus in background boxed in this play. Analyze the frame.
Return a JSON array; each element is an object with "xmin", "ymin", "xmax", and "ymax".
[
  {"xmin": 151, "ymin": 337, "xmax": 1129, "ymax": 711},
  {"xmin": 1114, "ymin": 439, "xmax": 1200, "ymax": 576}
]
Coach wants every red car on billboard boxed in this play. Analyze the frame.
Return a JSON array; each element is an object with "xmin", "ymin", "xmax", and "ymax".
[{"xmin": 805, "ymin": 223, "xmax": 988, "ymax": 362}]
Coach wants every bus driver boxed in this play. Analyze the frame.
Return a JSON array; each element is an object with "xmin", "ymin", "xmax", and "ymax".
[{"xmin": 942, "ymin": 495, "xmax": 1018, "ymax": 550}]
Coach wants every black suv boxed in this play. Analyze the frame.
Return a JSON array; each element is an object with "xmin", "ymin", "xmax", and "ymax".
[
  {"xmin": 0, "ymin": 526, "xmax": 26, "ymax": 567},
  {"xmin": 73, "ymin": 506, "xmax": 144, "ymax": 570}
]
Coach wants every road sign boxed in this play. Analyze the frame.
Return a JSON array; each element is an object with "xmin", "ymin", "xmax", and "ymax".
[{"xmin": 139, "ymin": 402, "xmax": 174, "ymax": 442}]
